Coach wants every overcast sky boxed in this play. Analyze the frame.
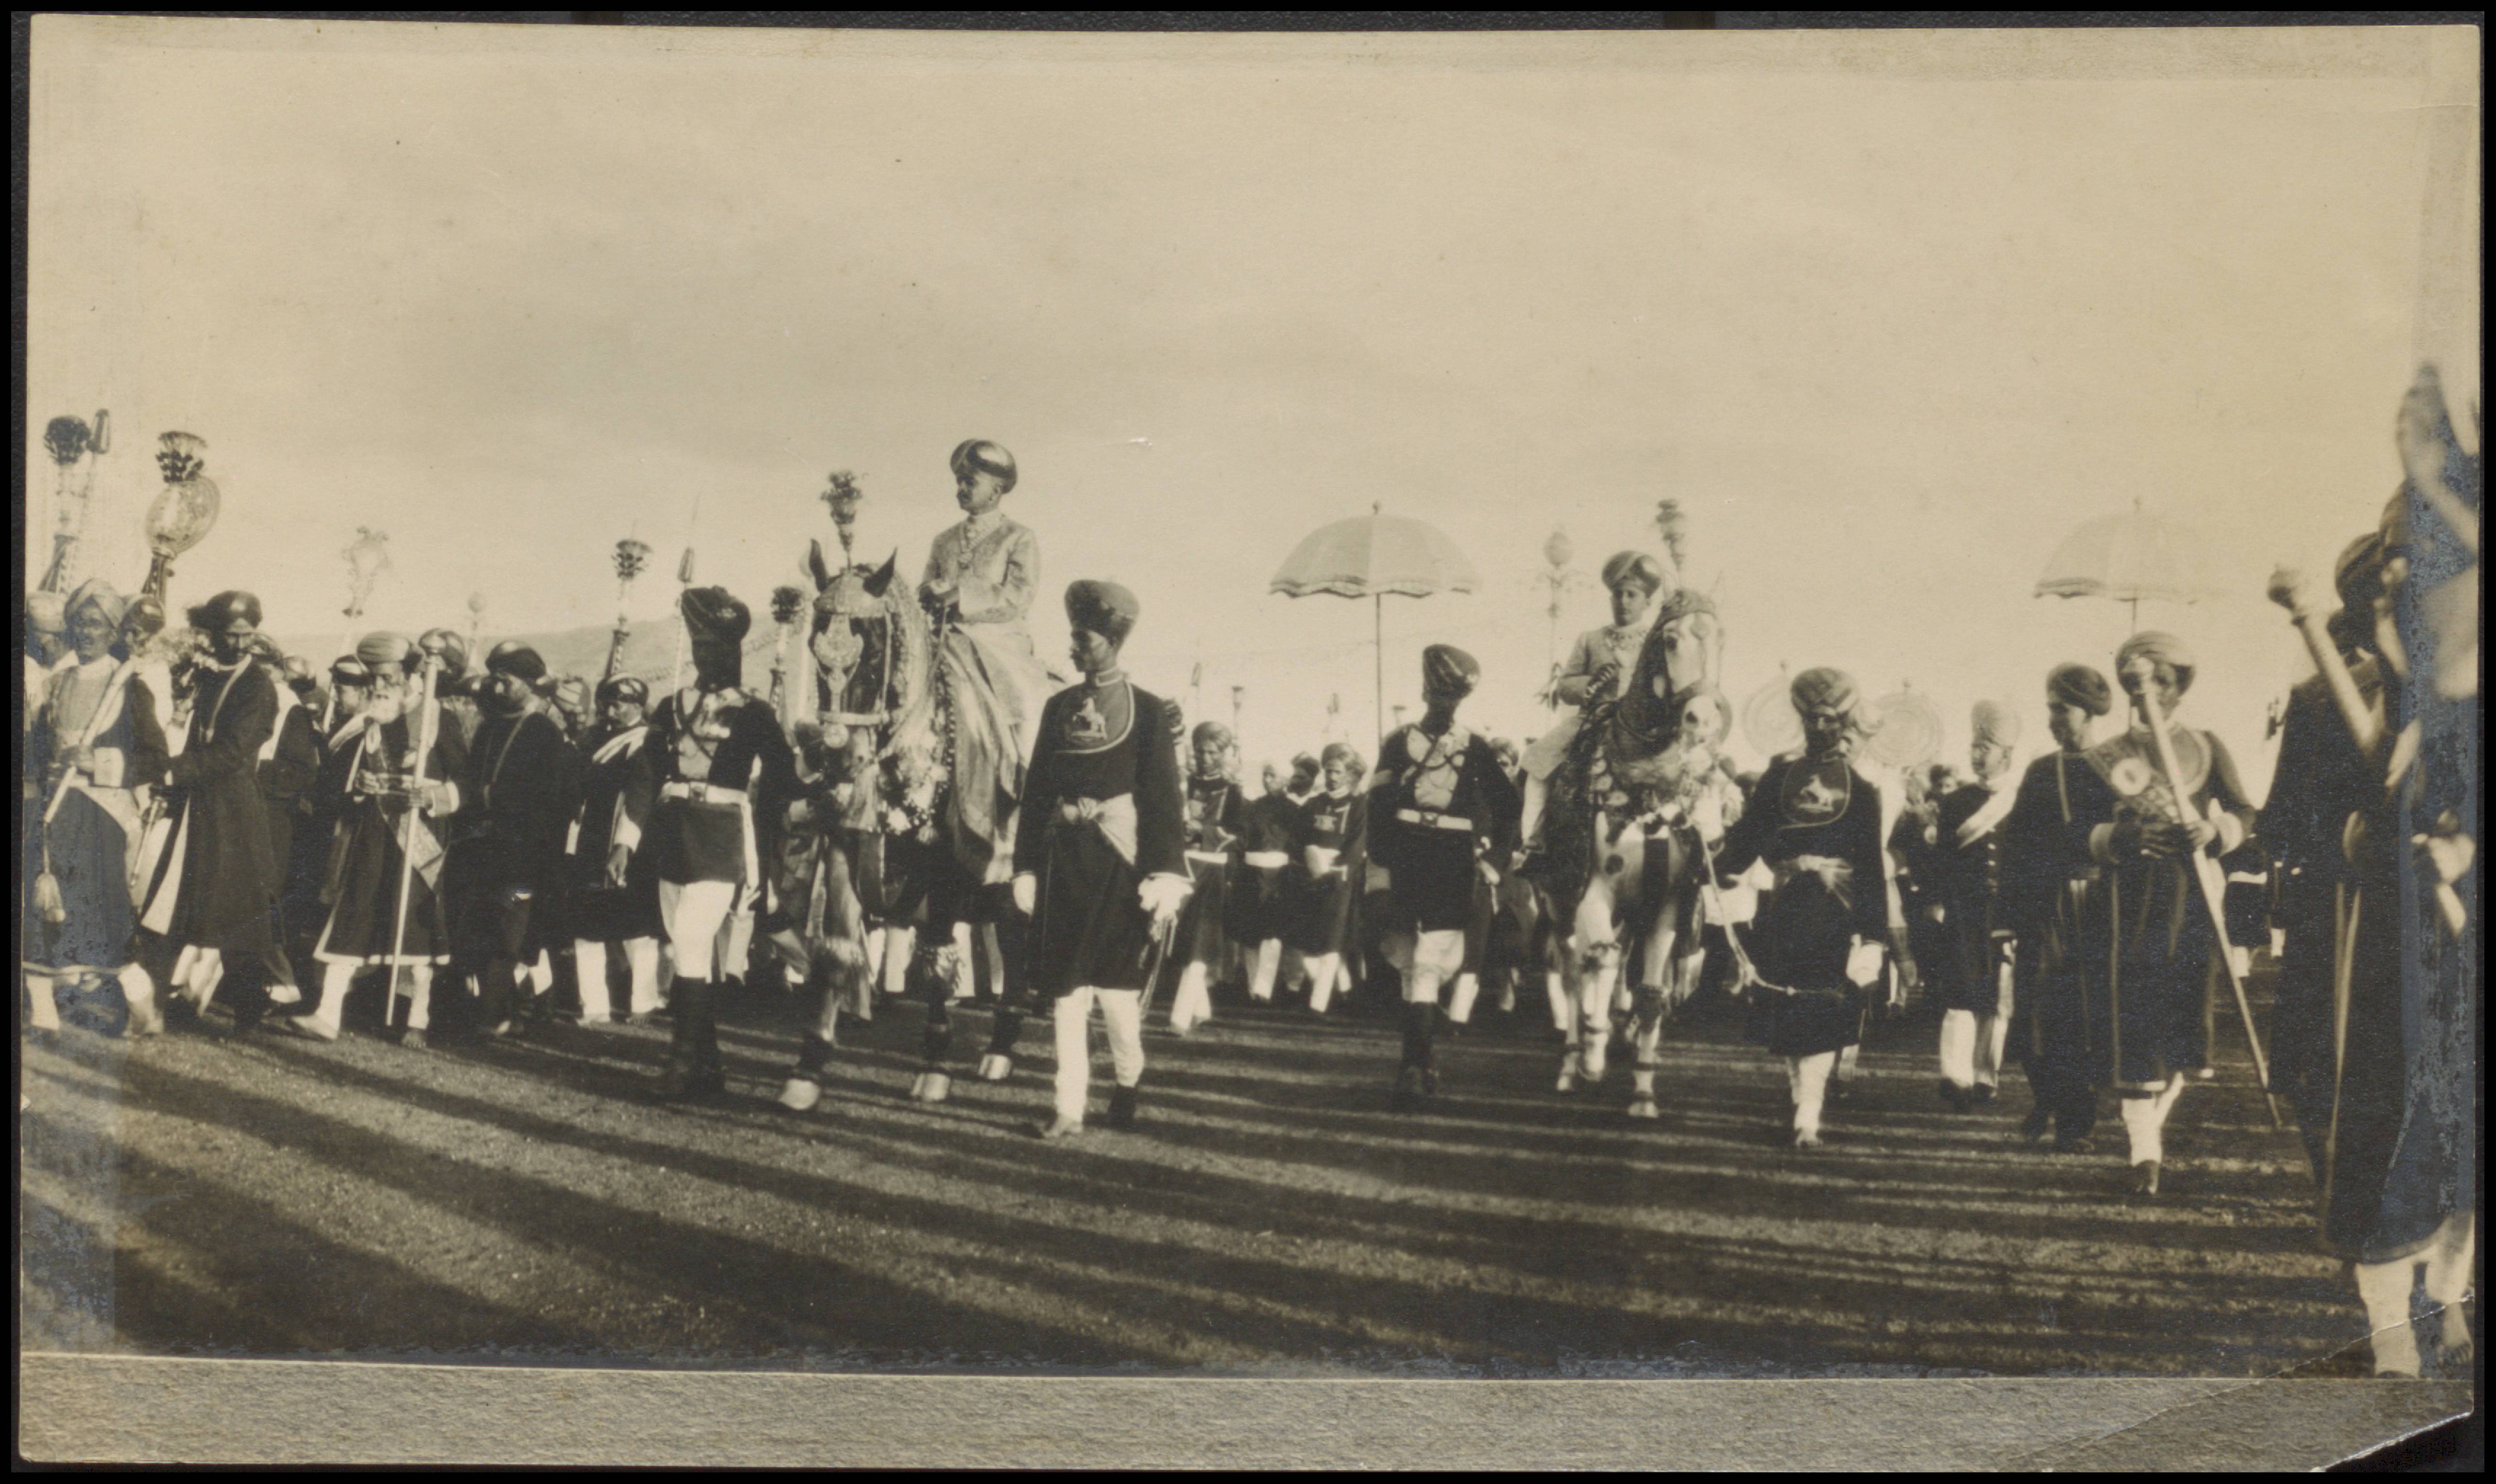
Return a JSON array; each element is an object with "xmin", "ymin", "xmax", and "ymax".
[{"xmin": 27, "ymin": 21, "xmax": 2480, "ymax": 795}]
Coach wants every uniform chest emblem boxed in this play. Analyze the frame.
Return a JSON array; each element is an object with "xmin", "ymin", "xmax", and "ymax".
[
  {"xmin": 1069, "ymin": 694, "xmax": 1108, "ymax": 747},
  {"xmin": 1782, "ymin": 759, "xmax": 1850, "ymax": 826}
]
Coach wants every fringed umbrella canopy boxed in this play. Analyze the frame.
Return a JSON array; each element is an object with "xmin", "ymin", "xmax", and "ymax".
[
  {"xmin": 2035, "ymin": 505, "xmax": 2228, "ymax": 620},
  {"xmin": 1271, "ymin": 510, "xmax": 1482, "ymax": 599},
  {"xmin": 1270, "ymin": 506, "xmax": 1481, "ymax": 741}
]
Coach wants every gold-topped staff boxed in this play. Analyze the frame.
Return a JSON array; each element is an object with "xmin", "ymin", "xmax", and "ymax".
[
  {"xmin": 143, "ymin": 432, "xmax": 221, "ymax": 605},
  {"xmin": 605, "ymin": 537, "xmax": 652, "ymax": 682},
  {"xmin": 39, "ymin": 412, "xmax": 106, "ymax": 594},
  {"xmin": 386, "ymin": 639, "xmax": 446, "ymax": 1031},
  {"xmin": 769, "ymin": 584, "xmax": 805, "ymax": 715}
]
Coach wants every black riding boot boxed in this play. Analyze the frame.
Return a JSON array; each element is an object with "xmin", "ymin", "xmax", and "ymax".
[
  {"xmin": 1108, "ymin": 1082, "xmax": 1140, "ymax": 1129},
  {"xmin": 1391, "ymin": 1001, "xmax": 1434, "ymax": 1110},
  {"xmin": 655, "ymin": 978, "xmax": 725, "ymax": 1099}
]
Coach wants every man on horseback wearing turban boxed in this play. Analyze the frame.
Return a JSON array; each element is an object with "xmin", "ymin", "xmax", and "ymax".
[{"xmin": 920, "ymin": 439, "xmax": 1060, "ymax": 887}]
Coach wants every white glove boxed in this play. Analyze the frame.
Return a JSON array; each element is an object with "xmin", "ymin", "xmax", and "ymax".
[
  {"xmin": 1845, "ymin": 937, "xmax": 1887, "ymax": 988},
  {"xmin": 1139, "ymin": 873, "xmax": 1192, "ymax": 923},
  {"xmin": 1012, "ymin": 872, "xmax": 1037, "ymax": 919}
]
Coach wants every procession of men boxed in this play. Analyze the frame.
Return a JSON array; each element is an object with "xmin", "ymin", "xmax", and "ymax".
[{"xmin": 18, "ymin": 369, "xmax": 2480, "ymax": 1381}]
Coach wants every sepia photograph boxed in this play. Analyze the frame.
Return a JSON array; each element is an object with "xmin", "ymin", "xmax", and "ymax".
[{"xmin": 16, "ymin": 13, "xmax": 2480, "ymax": 1468}]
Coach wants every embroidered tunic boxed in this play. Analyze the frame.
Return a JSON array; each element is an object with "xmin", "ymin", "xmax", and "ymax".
[
  {"xmin": 22, "ymin": 658, "xmax": 167, "ymax": 975},
  {"xmin": 1368, "ymin": 721, "xmax": 1520, "ymax": 935},
  {"xmin": 2068, "ymin": 724, "xmax": 2257, "ymax": 1087},
  {"xmin": 1715, "ymin": 753, "xmax": 1894, "ymax": 1057},
  {"xmin": 1012, "ymin": 673, "xmax": 1186, "ymax": 995},
  {"xmin": 923, "ymin": 511, "xmax": 1058, "ymax": 884},
  {"xmin": 311, "ymin": 702, "xmax": 469, "ymax": 966}
]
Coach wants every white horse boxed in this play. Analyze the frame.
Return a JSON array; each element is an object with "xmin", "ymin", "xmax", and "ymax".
[{"xmin": 1538, "ymin": 596, "xmax": 1738, "ymax": 1118}]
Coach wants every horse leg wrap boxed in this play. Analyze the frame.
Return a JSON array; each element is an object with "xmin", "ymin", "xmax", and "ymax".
[
  {"xmin": 979, "ymin": 1002, "xmax": 1023, "ymax": 1081},
  {"xmin": 1628, "ymin": 1056, "xmax": 1661, "ymax": 1119},
  {"xmin": 922, "ymin": 998, "xmax": 955, "ymax": 1069}
]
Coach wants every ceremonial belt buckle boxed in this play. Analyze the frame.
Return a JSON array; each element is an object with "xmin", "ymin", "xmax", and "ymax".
[
  {"xmin": 1395, "ymin": 807, "xmax": 1474, "ymax": 831},
  {"xmin": 663, "ymin": 781, "xmax": 748, "ymax": 806}
]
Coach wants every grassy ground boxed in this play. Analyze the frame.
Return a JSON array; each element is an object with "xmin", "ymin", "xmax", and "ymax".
[{"xmin": 17, "ymin": 971, "xmax": 2417, "ymax": 1377}]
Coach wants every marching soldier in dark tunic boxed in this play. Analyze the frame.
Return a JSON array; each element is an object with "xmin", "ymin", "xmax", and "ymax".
[
  {"xmin": 1239, "ymin": 756, "xmax": 1315, "ymax": 1002},
  {"xmin": 646, "ymin": 588, "xmax": 801, "ymax": 1101},
  {"xmin": 450, "ymin": 642, "xmax": 580, "ymax": 1037},
  {"xmin": 1368, "ymin": 644, "xmax": 1519, "ymax": 1110},
  {"xmin": 1012, "ymin": 580, "xmax": 1190, "ymax": 1139},
  {"xmin": 130, "ymin": 591, "xmax": 289, "ymax": 1028},
  {"xmin": 1288, "ymin": 743, "xmax": 1368, "ymax": 1015},
  {"xmin": 565, "ymin": 676, "xmax": 663, "ymax": 1026},
  {"xmin": 2256, "ymin": 535, "xmax": 2388, "ymax": 1175},
  {"xmin": 290, "ymin": 632, "xmax": 469, "ymax": 1044},
  {"xmin": 1712, "ymin": 667, "xmax": 1912, "ymax": 1149},
  {"xmin": 1928, "ymin": 699, "xmax": 2024, "ymax": 1112},
  {"xmin": 2070, "ymin": 631, "xmax": 2260, "ymax": 1197},
  {"xmin": 2001, "ymin": 661, "xmax": 2115, "ymax": 1149},
  {"xmin": 246, "ymin": 636, "xmax": 322, "ymax": 1008},
  {"xmin": 1169, "ymin": 720, "xmax": 1245, "ymax": 1034}
]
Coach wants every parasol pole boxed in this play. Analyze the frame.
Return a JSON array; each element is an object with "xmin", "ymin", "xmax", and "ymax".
[
  {"xmin": 2124, "ymin": 658, "xmax": 2281, "ymax": 1128},
  {"xmin": 1373, "ymin": 592, "xmax": 1385, "ymax": 748}
]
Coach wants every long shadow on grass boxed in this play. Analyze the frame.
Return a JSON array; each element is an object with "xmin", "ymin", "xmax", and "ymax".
[
  {"xmin": 224, "ymin": 1040, "xmax": 2329, "ymax": 1371},
  {"xmin": 159, "ymin": 1045, "xmax": 1925, "ymax": 1369},
  {"xmin": 47, "ymin": 1063, "xmax": 1160, "ymax": 1370}
]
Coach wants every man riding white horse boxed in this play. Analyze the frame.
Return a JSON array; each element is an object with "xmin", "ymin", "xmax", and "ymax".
[
  {"xmin": 1535, "ymin": 577, "xmax": 1741, "ymax": 1118},
  {"xmin": 776, "ymin": 442, "xmax": 1063, "ymax": 1108}
]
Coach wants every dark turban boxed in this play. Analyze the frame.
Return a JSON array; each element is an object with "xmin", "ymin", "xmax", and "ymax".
[
  {"xmin": 2114, "ymin": 631, "xmax": 2196, "ymax": 694},
  {"xmin": 2333, "ymin": 531, "xmax": 2390, "ymax": 609},
  {"xmin": 1065, "ymin": 580, "xmax": 1139, "ymax": 646},
  {"xmin": 122, "ymin": 595, "xmax": 165, "ymax": 638},
  {"xmin": 189, "ymin": 590, "xmax": 262, "ymax": 632},
  {"xmin": 1599, "ymin": 550, "xmax": 1668, "ymax": 597},
  {"xmin": 950, "ymin": 439, "xmax": 1018, "ymax": 494},
  {"xmin": 281, "ymin": 654, "xmax": 318, "ymax": 692},
  {"xmin": 419, "ymin": 628, "xmax": 469, "ymax": 677},
  {"xmin": 1789, "ymin": 666, "xmax": 1863, "ymax": 716},
  {"xmin": 356, "ymin": 631, "xmax": 415, "ymax": 669},
  {"xmin": 680, "ymin": 586, "xmax": 752, "ymax": 646},
  {"xmin": 2045, "ymin": 662, "xmax": 2112, "ymax": 718},
  {"xmin": 596, "ymin": 675, "xmax": 649, "ymax": 709},
  {"xmin": 1191, "ymin": 720, "xmax": 1234, "ymax": 749},
  {"xmin": 1422, "ymin": 643, "xmax": 1480, "ymax": 698},
  {"xmin": 484, "ymin": 641, "xmax": 547, "ymax": 683},
  {"xmin": 329, "ymin": 656, "xmax": 372, "ymax": 685},
  {"xmin": 1970, "ymin": 699, "xmax": 2022, "ymax": 749}
]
